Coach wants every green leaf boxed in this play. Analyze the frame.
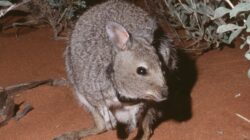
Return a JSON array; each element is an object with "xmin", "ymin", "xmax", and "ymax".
[
  {"xmin": 246, "ymin": 15, "xmax": 250, "ymax": 32},
  {"xmin": 0, "ymin": 1, "xmax": 12, "ymax": 6},
  {"xmin": 221, "ymin": 34, "xmax": 230, "ymax": 44},
  {"xmin": 230, "ymin": 3, "xmax": 250, "ymax": 18},
  {"xmin": 245, "ymin": 49, "xmax": 250, "ymax": 60},
  {"xmin": 228, "ymin": 28, "xmax": 243, "ymax": 44},
  {"xmin": 212, "ymin": 7, "xmax": 230, "ymax": 20},
  {"xmin": 217, "ymin": 24, "xmax": 245, "ymax": 33},
  {"xmin": 240, "ymin": 36, "xmax": 250, "ymax": 49},
  {"xmin": 246, "ymin": 36, "xmax": 250, "ymax": 45},
  {"xmin": 181, "ymin": 3, "xmax": 193, "ymax": 14},
  {"xmin": 240, "ymin": 41, "xmax": 247, "ymax": 49}
]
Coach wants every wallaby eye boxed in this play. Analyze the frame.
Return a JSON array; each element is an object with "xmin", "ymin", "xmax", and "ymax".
[{"xmin": 136, "ymin": 66, "xmax": 147, "ymax": 75}]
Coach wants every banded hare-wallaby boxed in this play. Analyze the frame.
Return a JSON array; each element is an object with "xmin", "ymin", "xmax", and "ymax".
[{"xmin": 55, "ymin": 0, "xmax": 177, "ymax": 140}]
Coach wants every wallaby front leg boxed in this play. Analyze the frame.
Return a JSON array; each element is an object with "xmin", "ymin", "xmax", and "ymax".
[{"xmin": 134, "ymin": 108, "xmax": 156, "ymax": 140}]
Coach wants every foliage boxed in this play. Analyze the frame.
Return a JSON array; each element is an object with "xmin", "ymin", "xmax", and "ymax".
[
  {"xmin": 47, "ymin": 0, "xmax": 86, "ymax": 20},
  {"xmin": 142, "ymin": 0, "xmax": 250, "ymax": 78},
  {"xmin": 143, "ymin": 0, "xmax": 226, "ymax": 53},
  {"xmin": 0, "ymin": 0, "xmax": 87, "ymax": 39},
  {"xmin": 212, "ymin": 0, "xmax": 250, "ymax": 78}
]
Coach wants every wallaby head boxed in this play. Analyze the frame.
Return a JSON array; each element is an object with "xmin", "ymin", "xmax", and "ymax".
[{"xmin": 106, "ymin": 22, "xmax": 168, "ymax": 102}]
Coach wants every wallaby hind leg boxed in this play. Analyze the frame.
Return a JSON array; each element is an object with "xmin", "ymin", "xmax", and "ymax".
[
  {"xmin": 53, "ymin": 109, "xmax": 107, "ymax": 140},
  {"xmin": 54, "ymin": 91, "xmax": 107, "ymax": 140},
  {"xmin": 134, "ymin": 108, "xmax": 156, "ymax": 140}
]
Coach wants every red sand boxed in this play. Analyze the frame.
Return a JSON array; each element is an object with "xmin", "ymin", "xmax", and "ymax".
[{"xmin": 0, "ymin": 27, "xmax": 249, "ymax": 140}]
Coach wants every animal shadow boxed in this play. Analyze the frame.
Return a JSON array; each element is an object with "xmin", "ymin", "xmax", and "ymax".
[
  {"xmin": 159, "ymin": 49, "xmax": 197, "ymax": 122},
  {"xmin": 152, "ymin": 26, "xmax": 197, "ymax": 123}
]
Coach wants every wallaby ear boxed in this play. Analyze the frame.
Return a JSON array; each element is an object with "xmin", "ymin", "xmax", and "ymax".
[
  {"xmin": 106, "ymin": 22, "xmax": 129, "ymax": 50},
  {"xmin": 159, "ymin": 40, "xmax": 178, "ymax": 71}
]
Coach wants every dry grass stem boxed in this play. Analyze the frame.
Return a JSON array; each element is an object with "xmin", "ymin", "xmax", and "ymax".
[{"xmin": 235, "ymin": 113, "xmax": 250, "ymax": 124}]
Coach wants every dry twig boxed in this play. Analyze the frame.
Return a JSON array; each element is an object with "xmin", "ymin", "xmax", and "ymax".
[{"xmin": 0, "ymin": 0, "xmax": 31, "ymax": 18}]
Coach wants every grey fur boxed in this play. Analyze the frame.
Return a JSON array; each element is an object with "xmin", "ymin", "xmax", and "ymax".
[{"xmin": 55, "ymin": 0, "xmax": 177, "ymax": 140}]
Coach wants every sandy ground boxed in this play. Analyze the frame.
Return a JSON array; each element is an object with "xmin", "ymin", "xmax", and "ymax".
[{"xmin": 0, "ymin": 26, "xmax": 250, "ymax": 140}]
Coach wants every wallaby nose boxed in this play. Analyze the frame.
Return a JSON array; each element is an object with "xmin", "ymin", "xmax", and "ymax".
[{"xmin": 152, "ymin": 86, "xmax": 168, "ymax": 102}]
